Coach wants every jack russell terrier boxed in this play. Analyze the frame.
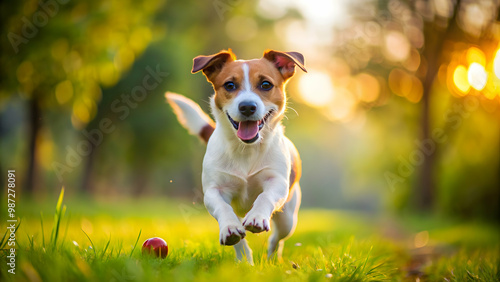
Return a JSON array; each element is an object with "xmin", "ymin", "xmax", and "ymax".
[{"xmin": 166, "ymin": 49, "xmax": 306, "ymax": 264}]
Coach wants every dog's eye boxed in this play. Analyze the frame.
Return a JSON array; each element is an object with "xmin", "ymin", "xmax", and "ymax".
[
  {"xmin": 224, "ymin": 81, "xmax": 237, "ymax": 91},
  {"xmin": 260, "ymin": 81, "xmax": 273, "ymax": 91}
]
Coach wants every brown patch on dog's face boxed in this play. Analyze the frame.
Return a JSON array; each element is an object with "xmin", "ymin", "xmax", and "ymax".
[
  {"xmin": 211, "ymin": 59, "xmax": 287, "ymax": 114},
  {"xmin": 210, "ymin": 61, "xmax": 244, "ymax": 111}
]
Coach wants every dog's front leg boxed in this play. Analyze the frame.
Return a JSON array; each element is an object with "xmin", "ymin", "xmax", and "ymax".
[
  {"xmin": 243, "ymin": 176, "xmax": 289, "ymax": 233},
  {"xmin": 204, "ymin": 187, "xmax": 246, "ymax": 245}
]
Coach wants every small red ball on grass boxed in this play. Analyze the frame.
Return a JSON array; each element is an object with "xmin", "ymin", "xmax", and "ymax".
[{"xmin": 142, "ymin": 237, "xmax": 168, "ymax": 258}]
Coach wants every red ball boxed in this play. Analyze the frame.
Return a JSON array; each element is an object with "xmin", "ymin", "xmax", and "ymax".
[{"xmin": 142, "ymin": 237, "xmax": 168, "ymax": 258}]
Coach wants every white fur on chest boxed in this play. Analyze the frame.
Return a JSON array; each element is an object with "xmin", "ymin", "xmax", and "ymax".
[{"xmin": 202, "ymin": 125, "xmax": 291, "ymax": 216}]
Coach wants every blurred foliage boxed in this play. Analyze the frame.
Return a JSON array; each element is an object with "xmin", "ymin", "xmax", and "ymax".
[{"xmin": 0, "ymin": 0, "xmax": 499, "ymax": 220}]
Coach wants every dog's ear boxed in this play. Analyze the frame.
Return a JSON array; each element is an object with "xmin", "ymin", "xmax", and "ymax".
[
  {"xmin": 192, "ymin": 49, "xmax": 236, "ymax": 82},
  {"xmin": 263, "ymin": 50, "xmax": 307, "ymax": 81}
]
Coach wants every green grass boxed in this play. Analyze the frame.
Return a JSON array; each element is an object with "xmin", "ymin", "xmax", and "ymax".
[{"xmin": 1, "ymin": 189, "xmax": 499, "ymax": 281}]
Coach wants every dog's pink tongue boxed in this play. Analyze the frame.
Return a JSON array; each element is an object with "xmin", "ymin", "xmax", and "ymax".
[{"xmin": 237, "ymin": 121, "xmax": 259, "ymax": 140}]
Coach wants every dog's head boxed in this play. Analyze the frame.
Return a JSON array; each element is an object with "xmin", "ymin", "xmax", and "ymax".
[{"xmin": 192, "ymin": 49, "xmax": 307, "ymax": 144}]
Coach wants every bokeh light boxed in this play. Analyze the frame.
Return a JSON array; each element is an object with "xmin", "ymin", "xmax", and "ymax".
[
  {"xmin": 414, "ymin": 230, "xmax": 429, "ymax": 248},
  {"xmin": 55, "ymin": 80, "xmax": 74, "ymax": 105},
  {"xmin": 114, "ymin": 46, "xmax": 135, "ymax": 72},
  {"xmin": 403, "ymin": 49, "xmax": 421, "ymax": 72},
  {"xmin": 453, "ymin": 65, "xmax": 470, "ymax": 94},
  {"xmin": 298, "ymin": 70, "xmax": 335, "ymax": 107},
  {"xmin": 256, "ymin": 0, "xmax": 288, "ymax": 19},
  {"xmin": 384, "ymin": 31, "xmax": 411, "ymax": 62},
  {"xmin": 466, "ymin": 47, "xmax": 486, "ymax": 66},
  {"xmin": 37, "ymin": 131, "xmax": 54, "ymax": 169},
  {"xmin": 292, "ymin": 0, "xmax": 349, "ymax": 28},
  {"xmin": 326, "ymin": 87, "xmax": 356, "ymax": 121},
  {"xmin": 352, "ymin": 73, "xmax": 380, "ymax": 103},
  {"xmin": 388, "ymin": 69, "xmax": 423, "ymax": 103},
  {"xmin": 484, "ymin": 79, "xmax": 498, "ymax": 100},
  {"xmin": 467, "ymin": 62, "xmax": 487, "ymax": 91},
  {"xmin": 99, "ymin": 62, "xmax": 119, "ymax": 87},
  {"xmin": 494, "ymin": 49, "xmax": 500, "ymax": 79}
]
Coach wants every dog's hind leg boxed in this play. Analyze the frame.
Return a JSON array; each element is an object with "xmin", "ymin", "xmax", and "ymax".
[
  {"xmin": 234, "ymin": 238, "xmax": 254, "ymax": 265},
  {"xmin": 267, "ymin": 183, "xmax": 301, "ymax": 260}
]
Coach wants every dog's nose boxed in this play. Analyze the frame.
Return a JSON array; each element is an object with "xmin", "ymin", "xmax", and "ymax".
[{"xmin": 239, "ymin": 101, "xmax": 257, "ymax": 117}]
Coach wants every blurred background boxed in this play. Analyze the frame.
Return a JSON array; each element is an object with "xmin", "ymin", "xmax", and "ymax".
[{"xmin": 1, "ymin": 0, "xmax": 499, "ymax": 221}]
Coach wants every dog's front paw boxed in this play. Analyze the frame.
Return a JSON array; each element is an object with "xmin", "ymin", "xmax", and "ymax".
[
  {"xmin": 242, "ymin": 212, "xmax": 270, "ymax": 233},
  {"xmin": 220, "ymin": 224, "xmax": 246, "ymax": 246}
]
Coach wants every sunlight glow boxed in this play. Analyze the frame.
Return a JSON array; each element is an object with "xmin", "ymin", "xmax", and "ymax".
[
  {"xmin": 484, "ymin": 81, "xmax": 498, "ymax": 100},
  {"xmin": 353, "ymin": 73, "xmax": 380, "ymax": 103},
  {"xmin": 466, "ymin": 47, "xmax": 486, "ymax": 66},
  {"xmin": 81, "ymin": 218, "xmax": 94, "ymax": 235},
  {"xmin": 414, "ymin": 231, "xmax": 429, "ymax": 248},
  {"xmin": 453, "ymin": 65, "xmax": 470, "ymax": 94},
  {"xmin": 384, "ymin": 31, "xmax": 410, "ymax": 62},
  {"xmin": 388, "ymin": 69, "xmax": 423, "ymax": 103},
  {"xmin": 494, "ymin": 49, "xmax": 500, "ymax": 79},
  {"xmin": 327, "ymin": 88, "xmax": 356, "ymax": 121},
  {"xmin": 467, "ymin": 63, "xmax": 487, "ymax": 91},
  {"xmin": 292, "ymin": 0, "xmax": 349, "ymax": 28},
  {"xmin": 257, "ymin": 0, "xmax": 289, "ymax": 19},
  {"xmin": 298, "ymin": 70, "xmax": 334, "ymax": 107}
]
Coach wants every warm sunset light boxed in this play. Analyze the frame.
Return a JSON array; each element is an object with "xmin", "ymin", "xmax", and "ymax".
[
  {"xmin": 453, "ymin": 65, "xmax": 470, "ymax": 94},
  {"xmin": 468, "ymin": 62, "xmax": 487, "ymax": 91},
  {"xmin": 494, "ymin": 49, "xmax": 500, "ymax": 79},
  {"xmin": 3, "ymin": 1, "xmax": 499, "ymax": 280},
  {"xmin": 353, "ymin": 73, "xmax": 380, "ymax": 103},
  {"xmin": 291, "ymin": 0, "xmax": 348, "ymax": 28},
  {"xmin": 466, "ymin": 47, "xmax": 486, "ymax": 66},
  {"xmin": 384, "ymin": 31, "xmax": 411, "ymax": 62},
  {"xmin": 388, "ymin": 69, "xmax": 423, "ymax": 103},
  {"xmin": 327, "ymin": 87, "xmax": 356, "ymax": 121},
  {"xmin": 298, "ymin": 70, "xmax": 334, "ymax": 107}
]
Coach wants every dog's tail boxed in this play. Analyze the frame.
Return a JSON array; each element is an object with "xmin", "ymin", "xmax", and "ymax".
[{"xmin": 165, "ymin": 92, "xmax": 215, "ymax": 143}]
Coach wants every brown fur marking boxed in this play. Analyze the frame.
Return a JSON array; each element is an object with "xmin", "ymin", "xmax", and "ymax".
[
  {"xmin": 212, "ymin": 59, "xmax": 287, "ymax": 113},
  {"xmin": 200, "ymin": 124, "xmax": 215, "ymax": 143},
  {"xmin": 289, "ymin": 143, "xmax": 302, "ymax": 189}
]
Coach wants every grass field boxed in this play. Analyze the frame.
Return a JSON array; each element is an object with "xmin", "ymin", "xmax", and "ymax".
[{"xmin": 1, "ymin": 189, "xmax": 499, "ymax": 281}]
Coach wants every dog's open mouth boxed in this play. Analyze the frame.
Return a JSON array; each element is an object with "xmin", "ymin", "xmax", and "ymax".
[{"xmin": 226, "ymin": 110, "xmax": 274, "ymax": 143}]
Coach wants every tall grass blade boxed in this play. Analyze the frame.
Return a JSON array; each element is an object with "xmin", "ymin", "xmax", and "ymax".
[
  {"xmin": 50, "ymin": 187, "xmax": 65, "ymax": 249},
  {"xmin": 1, "ymin": 219, "xmax": 21, "ymax": 249},
  {"xmin": 101, "ymin": 236, "xmax": 111, "ymax": 259},
  {"xmin": 82, "ymin": 228, "xmax": 97, "ymax": 258},
  {"xmin": 129, "ymin": 229, "xmax": 142, "ymax": 258},
  {"xmin": 0, "ymin": 229, "xmax": 8, "ymax": 248},
  {"xmin": 361, "ymin": 246, "xmax": 373, "ymax": 274}
]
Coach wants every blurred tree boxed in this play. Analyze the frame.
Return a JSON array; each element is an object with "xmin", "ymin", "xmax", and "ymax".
[
  {"xmin": 0, "ymin": 0, "xmax": 164, "ymax": 193},
  {"xmin": 416, "ymin": 0, "xmax": 463, "ymax": 210},
  {"xmin": 80, "ymin": 0, "xmax": 233, "ymax": 194},
  {"xmin": 279, "ymin": 0, "xmax": 499, "ymax": 214},
  {"xmin": 412, "ymin": 0, "xmax": 499, "ymax": 211},
  {"xmin": 344, "ymin": 0, "xmax": 496, "ymax": 211}
]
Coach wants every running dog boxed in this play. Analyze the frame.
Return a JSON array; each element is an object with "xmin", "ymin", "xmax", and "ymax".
[{"xmin": 166, "ymin": 49, "xmax": 306, "ymax": 264}]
